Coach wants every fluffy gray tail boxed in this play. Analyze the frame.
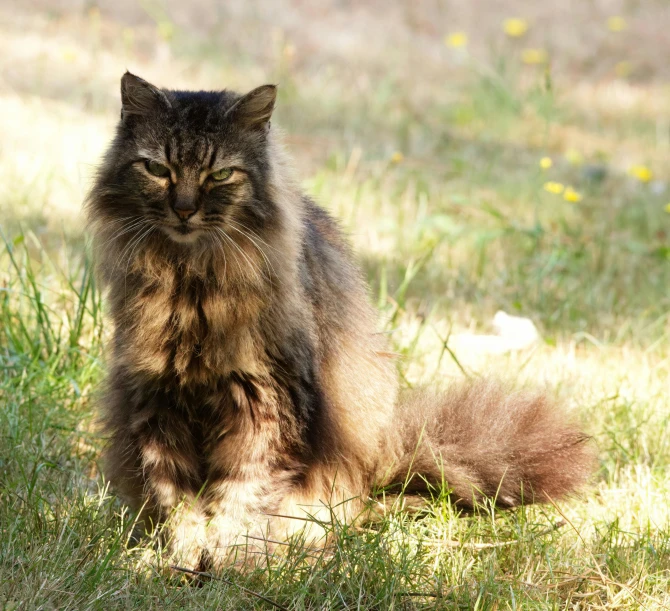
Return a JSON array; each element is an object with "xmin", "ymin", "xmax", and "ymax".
[{"xmin": 379, "ymin": 380, "xmax": 594, "ymax": 508}]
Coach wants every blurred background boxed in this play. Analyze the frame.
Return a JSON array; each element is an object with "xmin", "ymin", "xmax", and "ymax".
[{"xmin": 2, "ymin": 2, "xmax": 670, "ymax": 606}]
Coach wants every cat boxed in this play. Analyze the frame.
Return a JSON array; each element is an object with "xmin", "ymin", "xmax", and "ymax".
[{"xmin": 87, "ymin": 72, "xmax": 594, "ymax": 571}]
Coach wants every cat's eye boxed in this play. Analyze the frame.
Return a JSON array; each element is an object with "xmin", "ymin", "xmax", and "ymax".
[
  {"xmin": 210, "ymin": 168, "xmax": 234, "ymax": 182},
  {"xmin": 145, "ymin": 160, "xmax": 171, "ymax": 178}
]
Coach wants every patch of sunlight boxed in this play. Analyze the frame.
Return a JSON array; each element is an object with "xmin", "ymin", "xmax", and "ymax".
[
  {"xmin": 0, "ymin": 94, "xmax": 112, "ymax": 231},
  {"xmin": 567, "ymin": 80, "xmax": 670, "ymax": 122}
]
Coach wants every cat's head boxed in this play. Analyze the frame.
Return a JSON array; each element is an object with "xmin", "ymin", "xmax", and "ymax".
[{"xmin": 89, "ymin": 72, "xmax": 284, "ymax": 251}]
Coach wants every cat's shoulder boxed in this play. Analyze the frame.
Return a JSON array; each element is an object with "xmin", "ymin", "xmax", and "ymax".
[{"xmin": 302, "ymin": 197, "xmax": 349, "ymax": 250}]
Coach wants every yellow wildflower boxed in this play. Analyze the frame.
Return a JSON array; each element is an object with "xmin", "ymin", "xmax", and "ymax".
[
  {"xmin": 544, "ymin": 181, "xmax": 565, "ymax": 195},
  {"xmin": 615, "ymin": 61, "xmax": 632, "ymax": 78},
  {"xmin": 390, "ymin": 151, "xmax": 404, "ymax": 164},
  {"xmin": 607, "ymin": 16, "xmax": 627, "ymax": 32},
  {"xmin": 665, "ymin": 203, "xmax": 670, "ymax": 214},
  {"xmin": 540, "ymin": 157, "xmax": 553, "ymax": 170},
  {"xmin": 445, "ymin": 32, "xmax": 468, "ymax": 48},
  {"xmin": 629, "ymin": 165, "xmax": 653, "ymax": 183},
  {"xmin": 521, "ymin": 48, "xmax": 548, "ymax": 65},
  {"xmin": 157, "ymin": 20, "xmax": 175, "ymax": 41},
  {"xmin": 563, "ymin": 188, "xmax": 583, "ymax": 203},
  {"xmin": 503, "ymin": 18, "xmax": 529, "ymax": 38},
  {"xmin": 565, "ymin": 149, "xmax": 584, "ymax": 165}
]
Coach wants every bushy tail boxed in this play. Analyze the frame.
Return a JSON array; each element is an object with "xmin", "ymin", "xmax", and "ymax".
[{"xmin": 379, "ymin": 380, "xmax": 594, "ymax": 508}]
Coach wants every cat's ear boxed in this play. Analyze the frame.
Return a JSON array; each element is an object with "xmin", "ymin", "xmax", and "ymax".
[
  {"xmin": 120, "ymin": 72, "xmax": 171, "ymax": 119},
  {"xmin": 225, "ymin": 84, "xmax": 277, "ymax": 130}
]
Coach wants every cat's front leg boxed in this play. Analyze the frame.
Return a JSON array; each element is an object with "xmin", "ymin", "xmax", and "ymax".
[
  {"xmin": 202, "ymin": 376, "xmax": 309, "ymax": 569},
  {"xmin": 202, "ymin": 445, "xmax": 295, "ymax": 569},
  {"xmin": 127, "ymin": 397, "xmax": 209, "ymax": 570}
]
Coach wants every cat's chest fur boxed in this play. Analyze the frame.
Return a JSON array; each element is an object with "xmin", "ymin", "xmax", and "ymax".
[{"xmin": 116, "ymin": 265, "xmax": 268, "ymax": 386}]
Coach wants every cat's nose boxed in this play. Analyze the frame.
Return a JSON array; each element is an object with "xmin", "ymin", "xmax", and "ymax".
[{"xmin": 172, "ymin": 198, "xmax": 197, "ymax": 220}]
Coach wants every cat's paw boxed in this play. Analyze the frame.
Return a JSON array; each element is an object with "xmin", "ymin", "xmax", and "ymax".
[
  {"xmin": 165, "ymin": 506, "xmax": 209, "ymax": 572},
  {"xmin": 205, "ymin": 516, "xmax": 271, "ymax": 571}
]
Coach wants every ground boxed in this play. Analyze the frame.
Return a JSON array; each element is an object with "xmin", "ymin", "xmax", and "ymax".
[{"xmin": 1, "ymin": 1, "xmax": 670, "ymax": 609}]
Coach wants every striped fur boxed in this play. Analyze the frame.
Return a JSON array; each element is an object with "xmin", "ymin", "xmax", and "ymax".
[{"xmin": 87, "ymin": 73, "xmax": 594, "ymax": 571}]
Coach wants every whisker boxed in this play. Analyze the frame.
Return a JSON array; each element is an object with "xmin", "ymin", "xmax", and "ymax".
[
  {"xmin": 227, "ymin": 219, "xmax": 282, "ymax": 254},
  {"xmin": 215, "ymin": 227, "xmax": 246, "ymax": 283},
  {"xmin": 113, "ymin": 220, "xmax": 151, "ymax": 275},
  {"xmin": 114, "ymin": 225, "xmax": 149, "ymax": 267},
  {"xmin": 207, "ymin": 228, "xmax": 228, "ymax": 281},
  {"xmin": 216, "ymin": 227, "xmax": 265, "ymax": 283},
  {"xmin": 123, "ymin": 225, "xmax": 157, "ymax": 296},
  {"xmin": 98, "ymin": 217, "xmax": 148, "ymax": 249},
  {"xmin": 226, "ymin": 222, "xmax": 277, "ymax": 281},
  {"xmin": 125, "ymin": 225, "xmax": 156, "ymax": 271},
  {"xmin": 217, "ymin": 226, "xmax": 266, "ymax": 286}
]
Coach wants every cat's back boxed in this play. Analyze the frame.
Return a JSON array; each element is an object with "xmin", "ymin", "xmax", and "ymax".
[{"xmin": 299, "ymin": 197, "xmax": 370, "ymax": 319}]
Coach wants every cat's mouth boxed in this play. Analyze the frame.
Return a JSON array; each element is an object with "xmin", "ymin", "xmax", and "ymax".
[{"xmin": 162, "ymin": 222, "xmax": 203, "ymax": 244}]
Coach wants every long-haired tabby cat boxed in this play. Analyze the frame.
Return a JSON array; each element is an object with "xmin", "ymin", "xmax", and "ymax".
[{"xmin": 87, "ymin": 72, "xmax": 594, "ymax": 571}]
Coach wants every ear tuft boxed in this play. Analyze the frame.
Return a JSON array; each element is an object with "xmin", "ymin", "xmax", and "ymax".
[
  {"xmin": 120, "ymin": 72, "xmax": 171, "ymax": 119},
  {"xmin": 225, "ymin": 84, "xmax": 277, "ymax": 129}
]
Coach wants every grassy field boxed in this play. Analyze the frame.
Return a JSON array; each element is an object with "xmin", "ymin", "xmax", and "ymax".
[{"xmin": 1, "ymin": 1, "xmax": 670, "ymax": 609}]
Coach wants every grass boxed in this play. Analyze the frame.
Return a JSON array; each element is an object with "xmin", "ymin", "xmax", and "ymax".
[{"xmin": 1, "ymin": 2, "xmax": 670, "ymax": 609}]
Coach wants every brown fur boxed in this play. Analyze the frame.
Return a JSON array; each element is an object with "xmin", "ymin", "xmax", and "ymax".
[{"xmin": 87, "ymin": 73, "xmax": 594, "ymax": 571}]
